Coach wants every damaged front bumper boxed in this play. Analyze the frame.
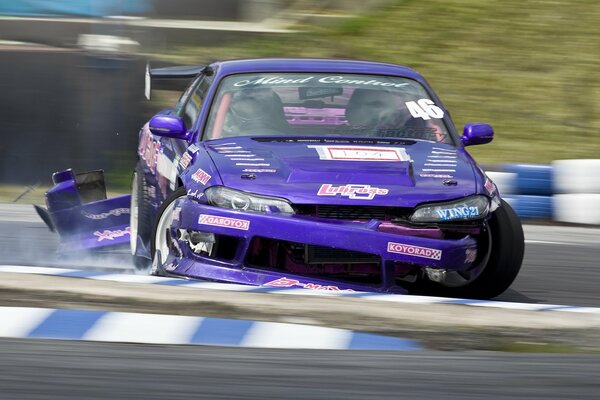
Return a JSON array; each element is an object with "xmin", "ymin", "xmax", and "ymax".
[{"xmin": 161, "ymin": 197, "xmax": 480, "ymax": 294}]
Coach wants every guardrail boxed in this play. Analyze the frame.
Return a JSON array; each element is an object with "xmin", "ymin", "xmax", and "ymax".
[{"xmin": 487, "ymin": 160, "xmax": 600, "ymax": 225}]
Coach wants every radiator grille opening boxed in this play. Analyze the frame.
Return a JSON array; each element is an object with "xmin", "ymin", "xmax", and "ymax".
[
  {"xmin": 294, "ymin": 204, "xmax": 412, "ymax": 222},
  {"xmin": 305, "ymin": 245, "xmax": 379, "ymax": 264},
  {"xmin": 315, "ymin": 205, "xmax": 386, "ymax": 221}
]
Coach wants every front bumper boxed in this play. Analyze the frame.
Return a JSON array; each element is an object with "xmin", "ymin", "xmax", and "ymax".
[{"xmin": 164, "ymin": 198, "xmax": 479, "ymax": 293}]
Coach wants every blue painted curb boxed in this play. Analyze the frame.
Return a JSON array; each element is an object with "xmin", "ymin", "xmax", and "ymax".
[{"xmin": 0, "ymin": 306, "xmax": 422, "ymax": 351}]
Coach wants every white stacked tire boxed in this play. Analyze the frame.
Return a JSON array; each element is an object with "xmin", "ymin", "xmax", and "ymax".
[
  {"xmin": 485, "ymin": 171, "xmax": 516, "ymax": 196},
  {"xmin": 552, "ymin": 160, "xmax": 600, "ymax": 225}
]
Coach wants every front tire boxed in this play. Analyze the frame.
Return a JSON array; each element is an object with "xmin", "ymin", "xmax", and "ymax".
[
  {"xmin": 421, "ymin": 200, "xmax": 525, "ymax": 299},
  {"xmin": 150, "ymin": 187, "xmax": 187, "ymax": 276}
]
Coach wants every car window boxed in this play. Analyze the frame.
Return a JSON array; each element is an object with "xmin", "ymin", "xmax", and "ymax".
[
  {"xmin": 205, "ymin": 73, "xmax": 454, "ymax": 145},
  {"xmin": 179, "ymin": 74, "xmax": 212, "ymax": 131},
  {"xmin": 175, "ymin": 77, "xmax": 200, "ymax": 111}
]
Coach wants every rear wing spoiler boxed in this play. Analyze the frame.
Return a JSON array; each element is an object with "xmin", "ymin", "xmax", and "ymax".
[{"xmin": 144, "ymin": 62, "xmax": 207, "ymax": 100}]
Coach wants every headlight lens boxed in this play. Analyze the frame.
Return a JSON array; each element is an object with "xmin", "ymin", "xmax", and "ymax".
[
  {"xmin": 410, "ymin": 195, "xmax": 490, "ymax": 223},
  {"xmin": 205, "ymin": 186, "xmax": 295, "ymax": 214}
]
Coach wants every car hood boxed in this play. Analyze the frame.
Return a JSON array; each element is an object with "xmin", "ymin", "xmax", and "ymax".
[{"xmin": 203, "ymin": 136, "xmax": 478, "ymax": 207}]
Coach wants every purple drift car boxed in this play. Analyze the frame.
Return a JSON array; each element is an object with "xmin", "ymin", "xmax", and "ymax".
[{"xmin": 40, "ymin": 58, "xmax": 525, "ymax": 299}]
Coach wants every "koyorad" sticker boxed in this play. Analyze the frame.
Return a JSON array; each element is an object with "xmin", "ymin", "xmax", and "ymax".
[{"xmin": 387, "ymin": 242, "xmax": 442, "ymax": 260}]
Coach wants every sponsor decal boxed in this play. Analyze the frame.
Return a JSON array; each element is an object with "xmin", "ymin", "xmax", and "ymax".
[
  {"xmin": 139, "ymin": 129, "xmax": 161, "ymax": 174},
  {"xmin": 422, "ymin": 168, "xmax": 456, "ymax": 172},
  {"xmin": 424, "ymin": 163, "xmax": 457, "ymax": 167},
  {"xmin": 242, "ymin": 168, "xmax": 277, "ymax": 173},
  {"xmin": 147, "ymin": 185, "xmax": 157, "ymax": 199},
  {"xmin": 387, "ymin": 242, "xmax": 442, "ymax": 261},
  {"xmin": 264, "ymin": 277, "xmax": 354, "ymax": 292},
  {"xmin": 172, "ymin": 206, "xmax": 181, "ymax": 222},
  {"xmin": 405, "ymin": 98, "xmax": 444, "ymax": 120},
  {"xmin": 233, "ymin": 75, "xmax": 409, "ymax": 88},
  {"xmin": 419, "ymin": 173, "xmax": 454, "ymax": 179},
  {"xmin": 94, "ymin": 226, "xmax": 131, "ymax": 242},
  {"xmin": 224, "ymin": 154, "xmax": 257, "ymax": 158},
  {"xmin": 309, "ymin": 145, "xmax": 410, "ymax": 162},
  {"xmin": 82, "ymin": 208, "xmax": 129, "ymax": 220},
  {"xmin": 215, "ymin": 146, "xmax": 242, "ymax": 150},
  {"xmin": 230, "ymin": 158, "xmax": 265, "ymax": 161},
  {"xmin": 211, "ymin": 142, "xmax": 237, "ymax": 147},
  {"xmin": 187, "ymin": 188, "xmax": 204, "ymax": 200},
  {"xmin": 198, "ymin": 214, "xmax": 250, "ymax": 231},
  {"xmin": 317, "ymin": 184, "xmax": 389, "ymax": 200},
  {"xmin": 484, "ymin": 177, "xmax": 497, "ymax": 196},
  {"xmin": 436, "ymin": 206, "xmax": 480, "ymax": 221},
  {"xmin": 191, "ymin": 168, "xmax": 211, "ymax": 185},
  {"xmin": 178, "ymin": 152, "xmax": 193, "ymax": 169},
  {"xmin": 235, "ymin": 163, "xmax": 271, "ymax": 166},
  {"xmin": 157, "ymin": 153, "xmax": 178, "ymax": 189},
  {"xmin": 425, "ymin": 159, "xmax": 457, "ymax": 163},
  {"xmin": 216, "ymin": 150, "xmax": 252, "ymax": 154},
  {"xmin": 164, "ymin": 262, "xmax": 177, "ymax": 272},
  {"xmin": 465, "ymin": 248, "xmax": 477, "ymax": 264}
]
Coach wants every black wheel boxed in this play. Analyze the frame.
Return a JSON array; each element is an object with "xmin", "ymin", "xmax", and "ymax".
[
  {"xmin": 414, "ymin": 200, "xmax": 524, "ymax": 299},
  {"xmin": 150, "ymin": 187, "xmax": 187, "ymax": 276},
  {"xmin": 130, "ymin": 165, "xmax": 154, "ymax": 270}
]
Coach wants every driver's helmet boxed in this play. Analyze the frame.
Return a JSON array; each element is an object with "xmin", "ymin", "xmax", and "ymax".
[{"xmin": 345, "ymin": 89, "xmax": 400, "ymax": 128}]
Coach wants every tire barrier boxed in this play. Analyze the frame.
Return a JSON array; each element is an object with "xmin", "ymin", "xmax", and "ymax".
[
  {"xmin": 553, "ymin": 160, "xmax": 600, "ymax": 194},
  {"xmin": 503, "ymin": 164, "xmax": 553, "ymax": 196},
  {"xmin": 485, "ymin": 171, "xmax": 516, "ymax": 196},
  {"xmin": 503, "ymin": 195, "xmax": 553, "ymax": 220},
  {"xmin": 553, "ymin": 194, "xmax": 600, "ymax": 225},
  {"xmin": 486, "ymin": 160, "xmax": 600, "ymax": 225}
]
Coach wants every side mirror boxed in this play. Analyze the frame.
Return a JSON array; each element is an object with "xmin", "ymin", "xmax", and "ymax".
[
  {"xmin": 149, "ymin": 115, "xmax": 190, "ymax": 140},
  {"xmin": 461, "ymin": 123, "xmax": 494, "ymax": 146}
]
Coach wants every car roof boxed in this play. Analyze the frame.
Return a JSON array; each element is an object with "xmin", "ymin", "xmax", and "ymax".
[{"xmin": 209, "ymin": 58, "xmax": 426, "ymax": 82}]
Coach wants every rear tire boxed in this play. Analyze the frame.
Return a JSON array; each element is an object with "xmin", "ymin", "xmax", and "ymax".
[{"xmin": 130, "ymin": 165, "xmax": 154, "ymax": 270}]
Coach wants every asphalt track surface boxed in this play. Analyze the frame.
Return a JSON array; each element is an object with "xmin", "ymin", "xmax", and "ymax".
[
  {"xmin": 0, "ymin": 337, "xmax": 598, "ymax": 400},
  {"xmin": 2, "ymin": 205, "xmax": 600, "ymax": 399}
]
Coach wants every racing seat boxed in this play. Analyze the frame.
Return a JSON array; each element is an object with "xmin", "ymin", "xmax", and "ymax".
[{"xmin": 224, "ymin": 88, "xmax": 289, "ymax": 136}]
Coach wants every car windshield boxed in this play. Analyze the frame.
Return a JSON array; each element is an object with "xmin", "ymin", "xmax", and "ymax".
[{"xmin": 205, "ymin": 73, "xmax": 454, "ymax": 144}]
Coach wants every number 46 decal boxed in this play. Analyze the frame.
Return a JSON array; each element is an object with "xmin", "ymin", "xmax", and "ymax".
[{"xmin": 405, "ymin": 99, "xmax": 444, "ymax": 120}]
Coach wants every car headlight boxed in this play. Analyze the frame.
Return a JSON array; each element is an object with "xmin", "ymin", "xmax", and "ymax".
[
  {"xmin": 410, "ymin": 195, "xmax": 490, "ymax": 223},
  {"xmin": 205, "ymin": 186, "xmax": 295, "ymax": 214}
]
